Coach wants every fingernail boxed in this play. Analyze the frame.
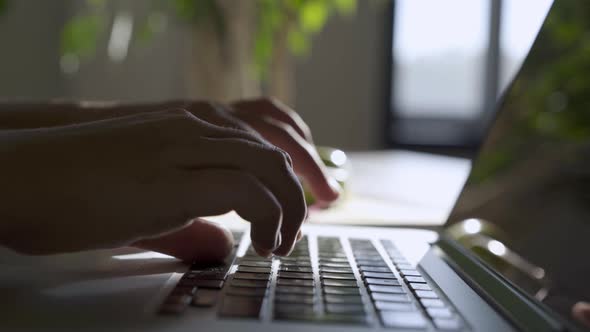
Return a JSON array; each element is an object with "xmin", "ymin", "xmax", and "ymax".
[
  {"xmin": 328, "ymin": 177, "xmax": 343, "ymax": 197},
  {"xmin": 275, "ymin": 232, "xmax": 282, "ymax": 248}
]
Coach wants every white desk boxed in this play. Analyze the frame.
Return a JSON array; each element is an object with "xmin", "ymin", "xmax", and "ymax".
[{"xmin": 309, "ymin": 150, "xmax": 471, "ymax": 226}]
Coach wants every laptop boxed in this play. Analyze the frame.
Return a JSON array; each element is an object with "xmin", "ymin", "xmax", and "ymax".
[{"xmin": 1, "ymin": 0, "xmax": 588, "ymax": 331}]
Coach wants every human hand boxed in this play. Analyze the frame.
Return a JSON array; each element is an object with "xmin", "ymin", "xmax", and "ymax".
[
  {"xmin": 143, "ymin": 98, "xmax": 342, "ymax": 203},
  {"xmin": 0, "ymin": 107, "xmax": 309, "ymax": 261},
  {"xmin": 573, "ymin": 302, "xmax": 590, "ymax": 328}
]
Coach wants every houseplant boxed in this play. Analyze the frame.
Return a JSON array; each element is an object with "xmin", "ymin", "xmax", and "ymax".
[{"xmin": 56, "ymin": 0, "xmax": 358, "ymax": 103}]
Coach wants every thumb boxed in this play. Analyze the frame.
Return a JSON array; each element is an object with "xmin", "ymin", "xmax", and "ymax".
[{"xmin": 133, "ymin": 218, "xmax": 234, "ymax": 263}]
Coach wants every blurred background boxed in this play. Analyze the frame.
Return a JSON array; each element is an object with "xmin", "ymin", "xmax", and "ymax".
[{"xmin": 0, "ymin": 0, "xmax": 545, "ymax": 152}]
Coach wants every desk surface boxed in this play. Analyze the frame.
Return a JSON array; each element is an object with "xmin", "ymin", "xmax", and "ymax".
[{"xmin": 309, "ymin": 149, "xmax": 471, "ymax": 226}]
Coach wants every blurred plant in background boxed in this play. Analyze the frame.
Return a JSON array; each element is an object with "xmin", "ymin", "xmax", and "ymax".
[
  {"xmin": 1, "ymin": 0, "xmax": 357, "ymax": 103},
  {"xmin": 469, "ymin": 1, "xmax": 590, "ymax": 184}
]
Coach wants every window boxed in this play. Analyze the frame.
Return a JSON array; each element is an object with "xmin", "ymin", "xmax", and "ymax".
[{"xmin": 388, "ymin": 0, "xmax": 552, "ymax": 148}]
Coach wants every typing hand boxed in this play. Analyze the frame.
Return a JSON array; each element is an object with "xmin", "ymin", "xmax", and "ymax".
[{"xmin": 0, "ymin": 99, "xmax": 339, "ymax": 262}]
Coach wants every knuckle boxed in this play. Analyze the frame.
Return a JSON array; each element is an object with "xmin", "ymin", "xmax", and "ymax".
[
  {"xmin": 162, "ymin": 108, "xmax": 194, "ymax": 118},
  {"xmin": 262, "ymin": 145, "xmax": 291, "ymax": 167}
]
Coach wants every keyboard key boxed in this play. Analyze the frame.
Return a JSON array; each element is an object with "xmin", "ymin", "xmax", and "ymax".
[
  {"xmin": 371, "ymin": 293, "xmax": 410, "ymax": 303},
  {"xmin": 219, "ymin": 296, "xmax": 263, "ymax": 318},
  {"xmin": 279, "ymin": 266, "xmax": 312, "ymax": 273},
  {"xmin": 353, "ymin": 250, "xmax": 383, "ymax": 262},
  {"xmin": 183, "ymin": 268, "xmax": 229, "ymax": 280},
  {"xmin": 427, "ymin": 307, "xmax": 454, "ymax": 318},
  {"xmin": 160, "ymin": 294, "xmax": 192, "ymax": 314},
  {"xmin": 409, "ymin": 283, "xmax": 431, "ymax": 291},
  {"xmin": 233, "ymin": 272, "xmax": 270, "ymax": 281},
  {"xmin": 192, "ymin": 289, "xmax": 219, "ymax": 307},
  {"xmin": 399, "ymin": 269, "xmax": 421, "ymax": 277},
  {"xmin": 324, "ymin": 295, "xmax": 363, "ymax": 304},
  {"xmin": 323, "ymin": 286, "xmax": 361, "ymax": 295},
  {"xmin": 278, "ymin": 271, "xmax": 314, "ymax": 279},
  {"xmin": 322, "ymin": 279, "xmax": 358, "ymax": 287},
  {"xmin": 229, "ymin": 279, "xmax": 268, "ymax": 288},
  {"xmin": 374, "ymin": 301, "xmax": 415, "ymax": 311},
  {"xmin": 368, "ymin": 285, "xmax": 406, "ymax": 294},
  {"xmin": 275, "ymin": 294, "xmax": 316, "ymax": 304},
  {"xmin": 405, "ymin": 276, "xmax": 426, "ymax": 283},
  {"xmin": 277, "ymin": 278, "xmax": 314, "ymax": 287},
  {"xmin": 320, "ymin": 262, "xmax": 351, "ymax": 268},
  {"xmin": 318, "ymin": 253, "xmax": 347, "ymax": 258},
  {"xmin": 420, "ymin": 299, "xmax": 446, "ymax": 308},
  {"xmin": 281, "ymin": 259, "xmax": 311, "ymax": 265},
  {"xmin": 226, "ymin": 287, "xmax": 267, "ymax": 297},
  {"xmin": 359, "ymin": 266, "xmax": 391, "ymax": 273},
  {"xmin": 320, "ymin": 267, "xmax": 353, "ymax": 274},
  {"xmin": 365, "ymin": 278, "xmax": 400, "ymax": 286},
  {"xmin": 179, "ymin": 279, "xmax": 224, "ymax": 289},
  {"xmin": 325, "ymin": 303, "xmax": 365, "ymax": 314},
  {"xmin": 362, "ymin": 272, "xmax": 397, "ymax": 279},
  {"xmin": 380, "ymin": 311, "xmax": 427, "ymax": 329},
  {"xmin": 320, "ymin": 272, "xmax": 356, "ymax": 280},
  {"xmin": 242, "ymin": 254, "xmax": 272, "ymax": 262},
  {"xmin": 319, "ymin": 257, "xmax": 349, "ymax": 263},
  {"xmin": 237, "ymin": 266, "xmax": 271, "ymax": 273},
  {"xmin": 415, "ymin": 290, "xmax": 438, "ymax": 299},
  {"xmin": 356, "ymin": 260, "xmax": 386, "ymax": 266},
  {"xmin": 281, "ymin": 262, "xmax": 312, "ymax": 267},
  {"xmin": 239, "ymin": 260, "xmax": 272, "ymax": 268},
  {"xmin": 191, "ymin": 249, "xmax": 237, "ymax": 275},
  {"xmin": 276, "ymin": 286, "xmax": 315, "ymax": 295},
  {"xmin": 434, "ymin": 317, "xmax": 463, "ymax": 330}
]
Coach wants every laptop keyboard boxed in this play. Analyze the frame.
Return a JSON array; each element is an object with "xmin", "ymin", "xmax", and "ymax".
[{"xmin": 160, "ymin": 232, "xmax": 467, "ymax": 330}]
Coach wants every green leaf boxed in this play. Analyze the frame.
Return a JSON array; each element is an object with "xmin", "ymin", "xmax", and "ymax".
[
  {"xmin": 172, "ymin": 0, "xmax": 198, "ymax": 20},
  {"xmin": 136, "ymin": 12, "xmax": 167, "ymax": 44},
  {"xmin": 0, "ymin": 0, "xmax": 7, "ymax": 16},
  {"xmin": 288, "ymin": 28, "xmax": 310, "ymax": 56},
  {"xmin": 86, "ymin": 0, "xmax": 106, "ymax": 9},
  {"xmin": 332, "ymin": 0, "xmax": 356, "ymax": 14},
  {"xmin": 61, "ymin": 14, "xmax": 103, "ymax": 58},
  {"xmin": 300, "ymin": 1, "xmax": 329, "ymax": 33}
]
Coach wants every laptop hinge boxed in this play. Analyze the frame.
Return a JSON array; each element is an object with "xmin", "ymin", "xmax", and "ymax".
[{"xmin": 434, "ymin": 236, "xmax": 566, "ymax": 332}]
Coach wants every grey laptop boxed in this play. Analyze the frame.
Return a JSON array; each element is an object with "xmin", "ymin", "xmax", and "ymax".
[{"xmin": 1, "ymin": 0, "xmax": 588, "ymax": 331}]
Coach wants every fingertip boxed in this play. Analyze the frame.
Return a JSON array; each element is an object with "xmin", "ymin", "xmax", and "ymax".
[
  {"xmin": 273, "ymin": 238, "xmax": 296, "ymax": 257},
  {"xmin": 251, "ymin": 242, "xmax": 273, "ymax": 258},
  {"xmin": 327, "ymin": 177, "xmax": 343, "ymax": 200},
  {"xmin": 308, "ymin": 176, "xmax": 342, "ymax": 204}
]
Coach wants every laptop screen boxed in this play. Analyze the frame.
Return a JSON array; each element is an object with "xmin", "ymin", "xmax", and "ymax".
[{"xmin": 447, "ymin": 0, "xmax": 590, "ymax": 326}]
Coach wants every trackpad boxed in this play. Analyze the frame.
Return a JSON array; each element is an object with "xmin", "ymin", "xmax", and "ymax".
[{"xmin": 0, "ymin": 247, "xmax": 183, "ymax": 328}]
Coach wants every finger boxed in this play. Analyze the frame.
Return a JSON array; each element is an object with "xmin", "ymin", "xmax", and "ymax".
[
  {"xmin": 231, "ymin": 98, "xmax": 313, "ymax": 142},
  {"xmin": 133, "ymin": 218, "xmax": 234, "ymax": 263},
  {"xmin": 174, "ymin": 137, "xmax": 306, "ymax": 256},
  {"xmin": 102, "ymin": 100, "xmax": 265, "ymax": 143},
  {"xmin": 185, "ymin": 101, "xmax": 260, "ymax": 135},
  {"xmin": 157, "ymin": 169, "xmax": 283, "ymax": 255},
  {"xmin": 234, "ymin": 113, "xmax": 341, "ymax": 202},
  {"xmin": 573, "ymin": 302, "xmax": 590, "ymax": 328}
]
